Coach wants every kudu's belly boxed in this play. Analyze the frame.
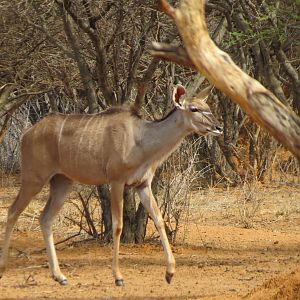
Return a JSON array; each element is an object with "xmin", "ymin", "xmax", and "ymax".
[{"xmin": 58, "ymin": 148, "xmax": 108, "ymax": 185}]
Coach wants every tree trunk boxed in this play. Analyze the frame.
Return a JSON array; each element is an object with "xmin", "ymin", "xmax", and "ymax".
[
  {"xmin": 121, "ymin": 187, "xmax": 136, "ymax": 243},
  {"xmin": 97, "ymin": 184, "xmax": 151, "ymax": 244},
  {"xmin": 97, "ymin": 185, "xmax": 112, "ymax": 241},
  {"xmin": 134, "ymin": 202, "xmax": 148, "ymax": 244}
]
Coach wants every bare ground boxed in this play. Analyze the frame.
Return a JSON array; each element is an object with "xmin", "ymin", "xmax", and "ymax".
[{"xmin": 0, "ymin": 181, "xmax": 299, "ymax": 299}]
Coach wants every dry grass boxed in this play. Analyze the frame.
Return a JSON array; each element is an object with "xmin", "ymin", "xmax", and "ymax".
[{"xmin": 1, "ymin": 175, "xmax": 299, "ymax": 246}]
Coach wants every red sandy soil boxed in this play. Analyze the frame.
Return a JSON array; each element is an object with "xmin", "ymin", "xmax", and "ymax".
[{"xmin": 0, "ymin": 183, "xmax": 299, "ymax": 299}]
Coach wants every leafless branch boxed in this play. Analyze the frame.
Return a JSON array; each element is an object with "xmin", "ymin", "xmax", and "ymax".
[{"xmin": 152, "ymin": 0, "xmax": 300, "ymax": 159}]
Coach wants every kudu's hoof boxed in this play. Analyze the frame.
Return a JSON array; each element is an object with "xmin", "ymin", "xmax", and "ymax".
[
  {"xmin": 165, "ymin": 272, "xmax": 173, "ymax": 284},
  {"xmin": 59, "ymin": 279, "xmax": 68, "ymax": 286},
  {"xmin": 115, "ymin": 279, "xmax": 124, "ymax": 287},
  {"xmin": 54, "ymin": 276, "xmax": 68, "ymax": 286}
]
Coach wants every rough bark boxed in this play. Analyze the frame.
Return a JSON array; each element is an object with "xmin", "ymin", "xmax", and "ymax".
[
  {"xmin": 150, "ymin": 0, "xmax": 300, "ymax": 160},
  {"xmin": 134, "ymin": 202, "xmax": 148, "ymax": 244},
  {"xmin": 97, "ymin": 185, "xmax": 112, "ymax": 241},
  {"xmin": 121, "ymin": 187, "xmax": 136, "ymax": 243}
]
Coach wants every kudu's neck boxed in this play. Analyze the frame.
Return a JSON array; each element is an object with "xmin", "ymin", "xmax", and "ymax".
[{"xmin": 142, "ymin": 109, "xmax": 190, "ymax": 163}]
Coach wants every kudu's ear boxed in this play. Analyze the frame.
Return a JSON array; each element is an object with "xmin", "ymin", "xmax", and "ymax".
[
  {"xmin": 196, "ymin": 85, "xmax": 213, "ymax": 102},
  {"xmin": 172, "ymin": 84, "xmax": 186, "ymax": 109}
]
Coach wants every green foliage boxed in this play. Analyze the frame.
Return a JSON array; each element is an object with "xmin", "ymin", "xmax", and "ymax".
[
  {"xmin": 230, "ymin": 31, "xmax": 245, "ymax": 38},
  {"xmin": 292, "ymin": 14, "xmax": 300, "ymax": 21}
]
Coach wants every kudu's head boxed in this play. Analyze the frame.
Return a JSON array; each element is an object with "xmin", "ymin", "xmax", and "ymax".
[{"xmin": 172, "ymin": 84, "xmax": 223, "ymax": 136}]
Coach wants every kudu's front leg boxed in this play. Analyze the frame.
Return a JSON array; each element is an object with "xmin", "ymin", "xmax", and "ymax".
[
  {"xmin": 110, "ymin": 182, "xmax": 125, "ymax": 286},
  {"xmin": 136, "ymin": 185, "xmax": 175, "ymax": 284}
]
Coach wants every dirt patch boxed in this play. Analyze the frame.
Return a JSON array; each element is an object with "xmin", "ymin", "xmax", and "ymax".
[
  {"xmin": 0, "ymin": 184, "xmax": 299, "ymax": 299},
  {"xmin": 246, "ymin": 268, "xmax": 300, "ymax": 300}
]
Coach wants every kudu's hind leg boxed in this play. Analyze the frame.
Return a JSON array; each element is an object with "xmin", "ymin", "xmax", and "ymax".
[
  {"xmin": 136, "ymin": 185, "xmax": 175, "ymax": 284},
  {"xmin": 110, "ymin": 182, "xmax": 124, "ymax": 286},
  {"xmin": 0, "ymin": 180, "xmax": 44, "ymax": 278},
  {"xmin": 39, "ymin": 174, "xmax": 73, "ymax": 285}
]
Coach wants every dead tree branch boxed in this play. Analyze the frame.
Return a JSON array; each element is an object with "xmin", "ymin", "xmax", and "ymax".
[{"xmin": 151, "ymin": 0, "xmax": 300, "ymax": 159}]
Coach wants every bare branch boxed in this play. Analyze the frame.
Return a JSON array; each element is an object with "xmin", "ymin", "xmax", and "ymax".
[
  {"xmin": 149, "ymin": 42, "xmax": 196, "ymax": 70},
  {"xmin": 0, "ymin": 90, "xmax": 51, "ymax": 120},
  {"xmin": 25, "ymin": 18, "xmax": 74, "ymax": 60},
  {"xmin": 0, "ymin": 84, "xmax": 15, "ymax": 109},
  {"xmin": 0, "ymin": 115, "xmax": 10, "ymax": 144},
  {"xmin": 56, "ymin": 1, "xmax": 98, "ymax": 113},
  {"xmin": 61, "ymin": 0, "xmax": 115, "ymax": 106},
  {"xmin": 154, "ymin": 0, "xmax": 300, "ymax": 159},
  {"xmin": 134, "ymin": 58, "xmax": 160, "ymax": 109}
]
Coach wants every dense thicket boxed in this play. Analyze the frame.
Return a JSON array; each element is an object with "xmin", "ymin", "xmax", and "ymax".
[{"xmin": 1, "ymin": 0, "xmax": 299, "ymax": 243}]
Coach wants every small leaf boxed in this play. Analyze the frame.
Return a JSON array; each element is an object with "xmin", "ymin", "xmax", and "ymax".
[{"xmin": 231, "ymin": 31, "xmax": 244, "ymax": 37}]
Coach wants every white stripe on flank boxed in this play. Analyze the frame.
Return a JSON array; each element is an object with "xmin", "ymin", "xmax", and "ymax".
[
  {"xmin": 77, "ymin": 115, "xmax": 94, "ymax": 146},
  {"xmin": 75, "ymin": 115, "xmax": 95, "ymax": 168},
  {"xmin": 58, "ymin": 116, "xmax": 68, "ymax": 147},
  {"xmin": 90, "ymin": 117, "xmax": 100, "ymax": 160}
]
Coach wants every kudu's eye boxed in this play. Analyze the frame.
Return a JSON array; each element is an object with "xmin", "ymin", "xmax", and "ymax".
[{"xmin": 190, "ymin": 106, "xmax": 199, "ymax": 113}]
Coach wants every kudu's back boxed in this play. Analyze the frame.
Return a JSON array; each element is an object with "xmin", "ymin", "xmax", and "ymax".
[{"xmin": 21, "ymin": 108, "xmax": 144, "ymax": 185}]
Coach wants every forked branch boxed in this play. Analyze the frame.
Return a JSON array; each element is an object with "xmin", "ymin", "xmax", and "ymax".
[{"xmin": 151, "ymin": 0, "xmax": 300, "ymax": 159}]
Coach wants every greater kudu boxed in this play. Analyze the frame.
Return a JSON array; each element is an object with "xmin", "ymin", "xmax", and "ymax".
[{"xmin": 0, "ymin": 85, "xmax": 222, "ymax": 286}]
